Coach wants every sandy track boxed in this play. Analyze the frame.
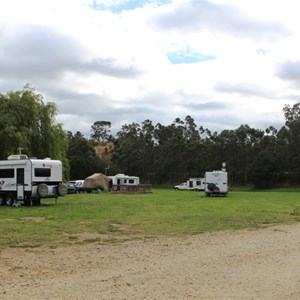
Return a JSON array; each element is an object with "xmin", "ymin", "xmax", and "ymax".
[{"xmin": 1, "ymin": 223, "xmax": 300, "ymax": 299}]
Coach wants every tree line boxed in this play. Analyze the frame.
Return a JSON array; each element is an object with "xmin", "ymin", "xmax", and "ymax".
[{"xmin": 1, "ymin": 87, "xmax": 300, "ymax": 189}]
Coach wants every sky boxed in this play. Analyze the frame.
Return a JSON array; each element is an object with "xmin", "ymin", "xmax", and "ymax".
[{"xmin": 1, "ymin": 0, "xmax": 300, "ymax": 137}]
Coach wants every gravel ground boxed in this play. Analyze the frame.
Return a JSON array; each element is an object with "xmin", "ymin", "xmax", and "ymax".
[{"xmin": 1, "ymin": 223, "xmax": 300, "ymax": 299}]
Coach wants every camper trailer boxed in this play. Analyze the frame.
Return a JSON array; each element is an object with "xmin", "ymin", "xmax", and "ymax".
[
  {"xmin": 109, "ymin": 174, "xmax": 145, "ymax": 193},
  {"xmin": 205, "ymin": 171, "xmax": 228, "ymax": 197},
  {"xmin": 110, "ymin": 174, "xmax": 140, "ymax": 186},
  {"xmin": 0, "ymin": 154, "xmax": 67, "ymax": 206}
]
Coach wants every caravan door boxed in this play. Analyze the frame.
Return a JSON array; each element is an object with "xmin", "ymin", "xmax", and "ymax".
[{"xmin": 17, "ymin": 168, "xmax": 24, "ymax": 200}]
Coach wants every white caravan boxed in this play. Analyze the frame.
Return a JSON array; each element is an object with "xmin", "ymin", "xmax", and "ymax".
[
  {"xmin": 174, "ymin": 178, "xmax": 205, "ymax": 191},
  {"xmin": 0, "ymin": 154, "xmax": 67, "ymax": 206},
  {"xmin": 205, "ymin": 171, "xmax": 228, "ymax": 197},
  {"xmin": 109, "ymin": 174, "xmax": 140, "ymax": 186}
]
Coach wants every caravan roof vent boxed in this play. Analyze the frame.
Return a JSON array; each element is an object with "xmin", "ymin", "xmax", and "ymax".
[{"xmin": 7, "ymin": 154, "xmax": 28, "ymax": 160}]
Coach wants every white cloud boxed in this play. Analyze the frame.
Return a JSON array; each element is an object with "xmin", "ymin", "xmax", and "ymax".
[{"xmin": 0, "ymin": 0, "xmax": 299, "ymax": 137}]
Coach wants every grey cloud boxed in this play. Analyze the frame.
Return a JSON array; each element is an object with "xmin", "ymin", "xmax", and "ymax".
[
  {"xmin": 149, "ymin": 0, "xmax": 289, "ymax": 41},
  {"xmin": 43, "ymin": 88, "xmax": 116, "ymax": 117},
  {"xmin": 189, "ymin": 101, "xmax": 228, "ymax": 111},
  {"xmin": 276, "ymin": 60, "xmax": 300, "ymax": 87},
  {"xmin": 80, "ymin": 57, "xmax": 144, "ymax": 78},
  {"xmin": 191, "ymin": 107, "xmax": 284, "ymax": 133},
  {"xmin": 45, "ymin": 88, "xmax": 158, "ymax": 130},
  {"xmin": 0, "ymin": 23, "xmax": 85, "ymax": 79},
  {"xmin": 0, "ymin": 23, "xmax": 143, "ymax": 81},
  {"xmin": 214, "ymin": 81, "xmax": 274, "ymax": 98},
  {"xmin": 48, "ymin": 85, "xmax": 290, "ymax": 136}
]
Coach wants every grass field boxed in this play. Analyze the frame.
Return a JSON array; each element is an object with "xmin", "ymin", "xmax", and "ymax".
[{"xmin": 1, "ymin": 188, "xmax": 300, "ymax": 249}]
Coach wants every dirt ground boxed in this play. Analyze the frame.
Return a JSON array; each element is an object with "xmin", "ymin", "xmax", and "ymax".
[{"xmin": 1, "ymin": 223, "xmax": 300, "ymax": 300}]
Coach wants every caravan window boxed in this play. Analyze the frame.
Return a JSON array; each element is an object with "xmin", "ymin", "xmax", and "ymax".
[
  {"xmin": 0, "ymin": 168, "xmax": 14, "ymax": 178},
  {"xmin": 35, "ymin": 168, "xmax": 51, "ymax": 177},
  {"xmin": 129, "ymin": 179, "xmax": 135, "ymax": 184}
]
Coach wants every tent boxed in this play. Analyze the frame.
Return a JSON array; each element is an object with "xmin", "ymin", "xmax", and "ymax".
[{"xmin": 83, "ymin": 173, "xmax": 112, "ymax": 192}]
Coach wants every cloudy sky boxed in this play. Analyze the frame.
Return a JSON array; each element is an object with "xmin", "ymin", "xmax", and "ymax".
[{"xmin": 1, "ymin": 0, "xmax": 300, "ymax": 137}]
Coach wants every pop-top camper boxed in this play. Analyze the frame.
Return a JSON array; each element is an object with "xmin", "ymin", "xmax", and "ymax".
[{"xmin": 0, "ymin": 154, "xmax": 67, "ymax": 206}]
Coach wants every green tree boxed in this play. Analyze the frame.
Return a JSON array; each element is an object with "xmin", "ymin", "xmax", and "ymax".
[
  {"xmin": 282, "ymin": 103, "xmax": 300, "ymax": 183},
  {"xmin": 213, "ymin": 125, "xmax": 264, "ymax": 185},
  {"xmin": 140, "ymin": 119, "xmax": 156, "ymax": 182},
  {"xmin": 90, "ymin": 121, "xmax": 112, "ymax": 143},
  {"xmin": 246, "ymin": 149, "xmax": 280, "ymax": 189},
  {"xmin": 113, "ymin": 123, "xmax": 143, "ymax": 176},
  {"xmin": 67, "ymin": 131, "xmax": 105, "ymax": 180},
  {"xmin": 0, "ymin": 86, "xmax": 69, "ymax": 178},
  {"xmin": 153, "ymin": 119, "xmax": 187, "ymax": 183}
]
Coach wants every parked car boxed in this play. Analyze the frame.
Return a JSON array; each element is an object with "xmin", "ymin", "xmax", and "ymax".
[
  {"xmin": 67, "ymin": 181, "xmax": 77, "ymax": 194},
  {"xmin": 75, "ymin": 180, "xmax": 85, "ymax": 193},
  {"xmin": 174, "ymin": 182, "xmax": 189, "ymax": 190}
]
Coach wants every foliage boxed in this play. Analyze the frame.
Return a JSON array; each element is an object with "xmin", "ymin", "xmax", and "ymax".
[
  {"xmin": 90, "ymin": 120, "xmax": 112, "ymax": 143},
  {"xmin": 1, "ymin": 86, "xmax": 300, "ymax": 188},
  {"xmin": 67, "ymin": 131, "xmax": 106, "ymax": 180},
  {"xmin": 246, "ymin": 150, "xmax": 280, "ymax": 189},
  {"xmin": 111, "ymin": 117, "xmax": 292, "ymax": 187},
  {"xmin": 0, "ymin": 86, "xmax": 69, "ymax": 179},
  {"xmin": 109, "ymin": 105, "xmax": 300, "ymax": 188}
]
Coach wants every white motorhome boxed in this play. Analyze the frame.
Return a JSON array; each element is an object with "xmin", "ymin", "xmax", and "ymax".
[
  {"xmin": 0, "ymin": 154, "xmax": 67, "ymax": 206},
  {"xmin": 205, "ymin": 171, "xmax": 228, "ymax": 197},
  {"xmin": 174, "ymin": 178, "xmax": 205, "ymax": 191}
]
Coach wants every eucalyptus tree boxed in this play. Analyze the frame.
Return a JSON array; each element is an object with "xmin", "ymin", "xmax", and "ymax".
[
  {"xmin": 139, "ymin": 119, "xmax": 156, "ymax": 182},
  {"xmin": 90, "ymin": 120, "xmax": 112, "ymax": 143},
  {"xmin": 246, "ymin": 149, "xmax": 281, "ymax": 189},
  {"xmin": 113, "ymin": 122, "xmax": 143, "ymax": 176},
  {"xmin": 282, "ymin": 103, "xmax": 300, "ymax": 183},
  {"xmin": 67, "ymin": 131, "xmax": 105, "ymax": 180},
  {"xmin": 181, "ymin": 116, "xmax": 205, "ymax": 177},
  {"xmin": 211, "ymin": 125, "xmax": 265, "ymax": 185},
  {"xmin": 153, "ymin": 118, "xmax": 190, "ymax": 183}
]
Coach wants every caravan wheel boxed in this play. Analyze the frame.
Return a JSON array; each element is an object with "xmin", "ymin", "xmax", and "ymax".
[
  {"xmin": 37, "ymin": 184, "xmax": 48, "ymax": 198},
  {"xmin": 58, "ymin": 183, "xmax": 68, "ymax": 196}
]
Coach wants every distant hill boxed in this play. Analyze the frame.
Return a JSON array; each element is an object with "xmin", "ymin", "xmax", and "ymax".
[{"xmin": 94, "ymin": 142, "xmax": 114, "ymax": 161}]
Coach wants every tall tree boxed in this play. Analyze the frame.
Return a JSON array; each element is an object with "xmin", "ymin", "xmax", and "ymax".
[
  {"xmin": 140, "ymin": 119, "xmax": 156, "ymax": 182},
  {"xmin": 246, "ymin": 149, "xmax": 281, "ymax": 189},
  {"xmin": 0, "ymin": 87, "xmax": 68, "ymax": 175},
  {"xmin": 283, "ymin": 103, "xmax": 300, "ymax": 183},
  {"xmin": 90, "ymin": 121, "xmax": 112, "ymax": 143},
  {"xmin": 67, "ymin": 131, "xmax": 105, "ymax": 180},
  {"xmin": 113, "ymin": 123, "xmax": 143, "ymax": 176}
]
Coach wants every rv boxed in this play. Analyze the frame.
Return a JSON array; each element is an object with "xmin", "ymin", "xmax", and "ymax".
[
  {"xmin": 174, "ymin": 178, "xmax": 205, "ymax": 191},
  {"xmin": 205, "ymin": 171, "xmax": 228, "ymax": 197},
  {"xmin": 0, "ymin": 154, "xmax": 67, "ymax": 206},
  {"xmin": 110, "ymin": 174, "xmax": 140, "ymax": 186},
  {"xmin": 109, "ymin": 173, "xmax": 142, "ymax": 193}
]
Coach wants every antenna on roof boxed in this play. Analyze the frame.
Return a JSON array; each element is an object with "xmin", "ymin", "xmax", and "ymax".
[
  {"xmin": 222, "ymin": 162, "xmax": 226, "ymax": 172},
  {"xmin": 18, "ymin": 147, "xmax": 24, "ymax": 155},
  {"xmin": 105, "ymin": 166, "xmax": 110, "ymax": 176}
]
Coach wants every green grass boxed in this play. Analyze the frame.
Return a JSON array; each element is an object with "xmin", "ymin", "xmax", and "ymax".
[{"xmin": 1, "ymin": 188, "xmax": 300, "ymax": 250}]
